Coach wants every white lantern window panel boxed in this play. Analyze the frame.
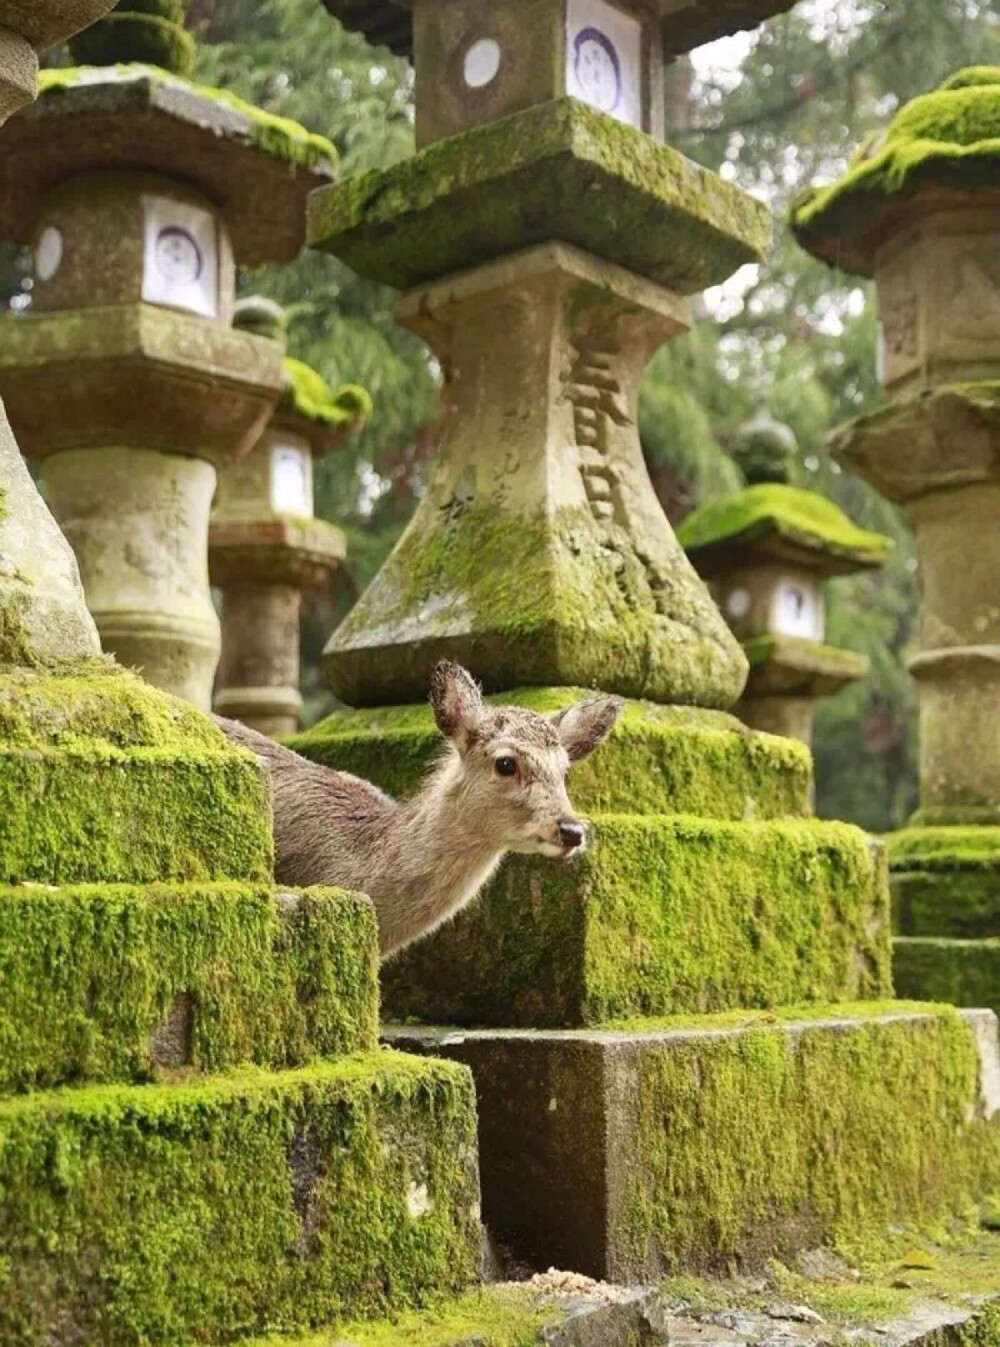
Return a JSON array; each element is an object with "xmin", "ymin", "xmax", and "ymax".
[
  {"xmin": 464, "ymin": 37, "xmax": 502, "ymax": 89},
  {"xmin": 142, "ymin": 195, "xmax": 220, "ymax": 319},
  {"xmin": 566, "ymin": 0, "xmax": 642, "ymax": 130},
  {"xmin": 725, "ymin": 586, "xmax": 752, "ymax": 621},
  {"xmin": 35, "ymin": 226, "xmax": 64, "ymax": 282},
  {"xmin": 771, "ymin": 578, "xmax": 823, "ymax": 641},
  {"xmin": 271, "ymin": 438, "xmax": 314, "ymax": 517}
]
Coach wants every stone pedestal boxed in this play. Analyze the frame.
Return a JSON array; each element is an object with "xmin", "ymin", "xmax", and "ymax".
[
  {"xmin": 793, "ymin": 68, "xmax": 1000, "ymax": 1017},
  {"xmin": 291, "ymin": 26, "xmax": 1000, "ymax": 1285}
]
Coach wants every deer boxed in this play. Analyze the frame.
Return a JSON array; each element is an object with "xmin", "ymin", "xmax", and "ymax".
[{"xmin": 217, "ymin": 662, "xmax": 621, "ymax": 959}]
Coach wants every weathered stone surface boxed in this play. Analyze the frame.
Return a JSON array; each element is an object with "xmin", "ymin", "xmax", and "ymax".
[
  {"xmin": 292, "ymin": 690, "xmax": 813, "ymax": 820},
  {"xmin": 0, "ymin": 661, "xmax": 273, "ymax": 884},
  {"xmin": 385, "ymin": 1007, "xmax": 1000, "ymax": 1281},
  {"xmin": 322, "ymin": 244, "xmax": 748, "ymax": 707},
  {"xmin": 215, "ymin": 584, "xmax": 306, "ymax": 736},
  {"xmin": 0, "ymin": 0, "xmax": 117, "ymax": 52},
  {"xmin": 0, "ymin": 406, "xmax": 99, "ymax": 666},
  {"xmin": 894, "ymin": 937, "xmax": 1000, "ymax": 1020},
  {"xmin": 740, "ymin": 635, "xmax": 869, "ymax": 733},
  {"xmin": 0, "ymin": 302, "xmax": 283, "ymax": 464},
  {"xmin": 0, "ymin": 64, "xmax": 336, "ymax": 265},
  {"xmin": 0, "ymin": 25, "xmax": 35, "ymax": 124},
  {"xmin": 308, "ymin": 98, "xmax": 771, "ymax": 294},
  {"xmin": 209, "ymin": 517, "xmax": 346, "ymax": 589},
  {"xmin": 0, "ymin": 883, "xmax": 378, "ymax": 1093},
  {"xmin": 380, "ymin": 814, "xmax": 890, "ymax": 1028},
  {"xmin": 0, "ymin": 1052, "xmax": 481, "ymax": 1344}
]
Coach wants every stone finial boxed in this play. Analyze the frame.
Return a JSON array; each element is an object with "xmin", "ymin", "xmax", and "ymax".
[
  {"xmin": 731, "ymin": 407, "xmax": 797, "ymax": 485},
  {"xmin": 68, "ymin": 0, "xmax": 196, "ymax": 74},
  {"xmin": 233, "ymin": 295, "xmax": 288, "ymax": 344}
]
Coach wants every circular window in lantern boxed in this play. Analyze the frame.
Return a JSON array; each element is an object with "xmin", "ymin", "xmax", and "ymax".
[
  {"xmin": 572, "ymin": 27, "xmax": 622, "ymax": 113},
  {"xmin": 155, "ymin": 226, "xmax": 204, "ymax": 286},
  {"xmin": 726, "ymin": 587, "xmax": 752, "ymax": 620},
  {"xmin": 463, "ymin": 38, "xmax": 502, "ymax": 90},
  {"xmin": 35, "ymin": 226, "xmax": 64, "ymax": 282}
]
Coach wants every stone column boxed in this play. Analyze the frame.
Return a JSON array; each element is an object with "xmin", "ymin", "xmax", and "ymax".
[
  {"xmin": 679, "ymin": 410, "xmax": 889, "ymax": 747},
  {"xmin": 0, "ymin": 11, "xmax": 337, "ymax": 709},
  {"xmin": 210, "ymin": 297, "xmax": 368, "ymax": 736},
  {"xmin": 793, "ymin": 66, "xmax": 1000, "ymax": 1009}
]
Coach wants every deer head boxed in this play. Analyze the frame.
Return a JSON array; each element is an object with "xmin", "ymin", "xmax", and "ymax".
[{"xmin": 429, "ymin": 662, "xmax": 621, "ymax": 859}]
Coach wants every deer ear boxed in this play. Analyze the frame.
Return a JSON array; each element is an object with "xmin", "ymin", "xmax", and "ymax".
[
  {"xmin": 551, "ymin": 696, "xmax": 622, "ymax": 763},
  {"xmin": 430, "ymin": 662, "xmax": 484, "ymax": 750}
]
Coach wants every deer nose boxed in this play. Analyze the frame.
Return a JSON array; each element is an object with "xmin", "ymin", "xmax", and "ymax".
[{"xmin": 558, "ymin": 820, "xmax": 586, "ymax": 850}]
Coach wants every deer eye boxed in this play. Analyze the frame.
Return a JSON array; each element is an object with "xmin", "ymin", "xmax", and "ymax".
[{"xmin": 494, "ymin": 755, "xmax": 518, "ymax": 778}]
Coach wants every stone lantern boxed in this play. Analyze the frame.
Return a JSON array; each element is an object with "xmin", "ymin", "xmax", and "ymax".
[
  {"xmin": 210, "ymin": 296, "xmax": 372, "ymax": 737},
  {"xmin": 0, "ymin": 1, "xmax": 337, "ymax": 710},
  {"xmin": 274, "ymin": 3, "xmax": 1000, "ymax": 1287},
  {"xmin": 793, "ymin": 66, "xmax": 1000, "ymax": 1014},
  {"xmin": 679, "ymin": 409, "xmax": 891, "ymax": 744}
]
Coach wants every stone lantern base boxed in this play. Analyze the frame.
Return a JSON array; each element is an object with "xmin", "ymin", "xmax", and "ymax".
[
  {"xmin": 290, "ymin": 691, "xmax": 1000, "ymax": 1277},
  {"xmin": 739, "ymin": 633, "xmax": 870, "ymax": 743}
]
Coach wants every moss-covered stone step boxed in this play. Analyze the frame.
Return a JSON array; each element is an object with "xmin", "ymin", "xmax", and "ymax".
[
  {"xmin": 290, "ymin": 690, "xmax": 812, "ymax": 821},
  {"xmin": 0, "ymin": 1052, "xmax": 481, "ymax": 1345},
  {"xmin": 894, "ymin": 938, "xmax": 1000, "ymax": 1016},
  {"xmin": 0, "ymin": 883, "xmax": 377, "ymax": 1093},
  {"xmin": 386, "ymin": 1005, "xmax": 1000, "ymax": 1283},
  {"xmin": 381, "ymin": 815, "xmax": 891, "ymax": 1028},
  {"xmin": 891, "ymin": 828, "xmax": 1000, "ymax": 937},
  {"xmin": 0, "ymin": 661, "xmax": 272, "ymax": 883}
]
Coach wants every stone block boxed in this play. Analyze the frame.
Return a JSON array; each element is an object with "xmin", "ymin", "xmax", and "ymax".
[
  {"xmin": 0, "ymin": 883, "xmax": 378, "ymax": 1093},
  {"xmin": 894, "ymin": 938, "xmax": 1000, "ymax": 1016},
  {"xmin": 0, "ymin": 662, "xmax": 273, "ymax": 884},
  {"xmin": 308, "ymin": 97, "xmax": 771, "ymax": 293},
  {"xmin": 0, "ymin": 1053, "xmax": 481, "ymax": 1344},
  {"xmin": 381, "ymin": 814, "xmax": 891, "ymax": 1027},
  {"xmin": 386, "ymin": 1006, "xmax": 1000, "ymax": 1281},
  {"xmin": 890, "ymin": 827, "xmax": 1000, "ymax": 937},
  {"xmin": 0, "ymin": 0, "xmax": 117, "ymax": 52},
  {"xmin": 290, "ymin": 690, "xmax": 813, "ymax": 821}
]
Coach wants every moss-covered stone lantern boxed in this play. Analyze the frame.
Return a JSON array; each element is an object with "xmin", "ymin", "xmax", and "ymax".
[
  {"xmin": 0, "ymin": 2, "xmax": 337, "ymax": 710},
  {"xmin": 275, "ymin": 4, "xmax": 1000, "ymax": 1289},
  {"xmin": 793, "ymin": 67, "xmax": 1000, "ymax": 1014},
  {"xmin": 678, "ymin": 410, "xmax": 891, "ymax": 744},
  {"xmin": 210, "ymin": 297, "xmax": 371, "ymax": 737}
]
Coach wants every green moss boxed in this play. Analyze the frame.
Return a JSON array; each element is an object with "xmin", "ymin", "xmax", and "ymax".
[
  {"xmin": 308, "ymin": 96, "xmax": 770, "ymax": 293},
  {"xmin": 381, "ymin": 815, "xmax": 891, "ymax": 1028},
  {"xmin": 600, "ymin": 998, "xmax": 938, "ymax": 1033},
  {"xmin": 68, "ymin": 14, "xmax": 197, "ymax": 75},
  {"xmin": 889, "ymin": 827, "xmax": 1000, "ymax": 871},
  {"xmin": 678, "ymin": 483, "xmax": 892, "ymax": 569},
  {"xmin": 0, "ymin": 662, "xmax": 273, "ymax": 884},
  {"xmin": 281, "ymin": 356, "xmax": 373, "ymax": 432},
  {"xmin": 246, "ymin": 1288, "xmax": 559, "ymax": 1346},
  {"xmin": 292, "ymin": 691, "xmax": 812, "ymax": 821},
  {"xmin": 619, "ymin": 1005, "xmax": 1000, "ymax": 1271},
  {"xmin": 325, "ymin": 500, "xmax": 747, "ymax": 709},
  {"xmin": 893, "ymin": 937, "xmax": 1000, "ymax": 1014},
  {"xmin": 0, "ymin": 1052, "xmax": 480, "ymax": 1344},
  {"xmin": 0, "ymin": 883, "xmax": 378, "ymax": 1093},
  {"xmin": 793, "ymin": 68, "xmax": 1000, "ymax": 263},
  {"xmin": 743, "ymin": 634, "xmax": 870, "ymax": 679},
  {"xmin": 37, "ymin": 64, "xmax": 337, "ymax": 172},
  {"xmin": 893, "ymin": 866, "xmax": 1000, "ymax": 939}
]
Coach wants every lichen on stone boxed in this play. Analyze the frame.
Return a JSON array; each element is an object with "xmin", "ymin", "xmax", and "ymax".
[{"xmin": 280, "ymin": 357, "xmax": 372, "ymax": 432}]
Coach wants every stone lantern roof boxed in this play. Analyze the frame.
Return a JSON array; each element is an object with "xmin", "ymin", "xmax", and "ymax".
[
  {"xmin": 792, "ymin": 67, "xmax": 1000, "ymax": 276},
  {"xmin": 0, "ymin": 63, "xmax": 337, "ymax": 266},
  {"xmin": 277, "ymin": 358, "xmax": 372, "ymax": 456},
  {"xmin": 320, "ymin": 0, "xmax": 798, "ymax": 60},
  {"xmin": 678, "ymin": 411, "xmax": 893, "ymax": 578}
]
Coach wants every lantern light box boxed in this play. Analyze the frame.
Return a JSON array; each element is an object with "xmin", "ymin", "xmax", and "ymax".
[
  {"xmin": 414, "ymin": 0, "xmax": 660, "ymax": 147},
  {"xmin": 142, "ymin": 194, "xmax": 220, "ymax": 319}
]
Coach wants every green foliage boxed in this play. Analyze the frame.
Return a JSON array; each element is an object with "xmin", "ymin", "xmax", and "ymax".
[
  {"xmin": 0, "ymin": 883, "xmax": 378, "ymax": 1093},
  {"xmin": 0, "ymin": 1053, "xmax": 481, "ymax": 1343}
]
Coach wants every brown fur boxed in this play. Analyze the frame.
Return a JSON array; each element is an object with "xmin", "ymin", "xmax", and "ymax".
[{"xmin": 217, "ymin": 663, "xmax": 621, "ymax": 959}]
